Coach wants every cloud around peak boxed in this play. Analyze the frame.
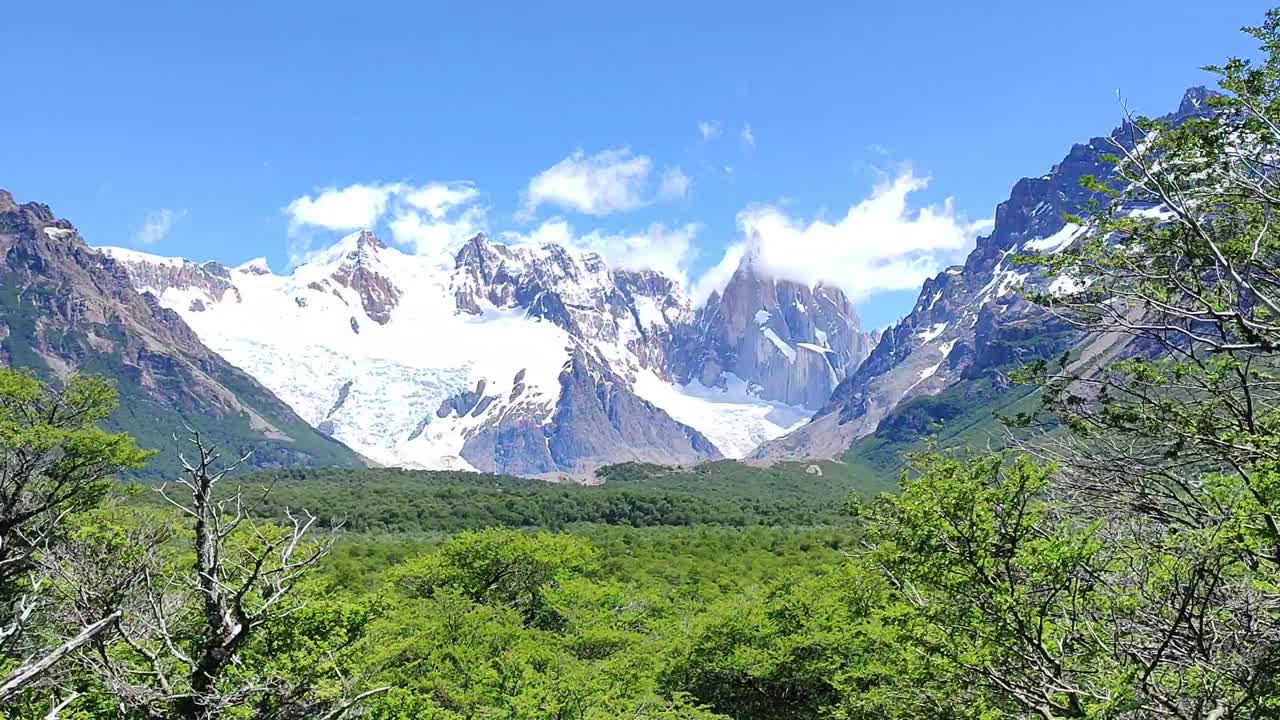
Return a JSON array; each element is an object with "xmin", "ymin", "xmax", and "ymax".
[
  {"xmin": 690, "ymin": 167, "xmax": 991, "ymax": 304},
  {"xmin": 279, "ymin": 160, "xmax": 987, "ymax": 316},
  {"xmin": 503, "ymin": 218, "xmax": 701, "ymax": 289},
  {"xmin": 284, "ymin": 181, "xmax": 485, "ymax": 263}
]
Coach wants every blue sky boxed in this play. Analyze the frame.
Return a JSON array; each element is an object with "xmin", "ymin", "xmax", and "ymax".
[{"xmin": 3, "ymin": 1, "xmax": 1273, "ymax": 328}]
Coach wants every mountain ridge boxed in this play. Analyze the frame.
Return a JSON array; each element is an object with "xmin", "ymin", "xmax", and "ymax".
[
  {"xmin": 0, "ymin": 190, "xmax": 364, "ymax": 476},
  {"xmin": 754, "ymin": 86, "xmax": 1216, "ymax": 463},
  {"xmin": 98, "ymin": 227, "xmax": 873, "ymax": 476}
]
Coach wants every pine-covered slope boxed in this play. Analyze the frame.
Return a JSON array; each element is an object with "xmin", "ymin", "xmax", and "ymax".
[{"xmin": 0, "ymin": 191, "xmax": 363, "ymax": 475}]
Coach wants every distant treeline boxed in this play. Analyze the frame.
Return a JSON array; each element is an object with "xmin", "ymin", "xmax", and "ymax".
[{"xmin": 125, "ymin": 460, "xmax": 873, "ymax": 533}]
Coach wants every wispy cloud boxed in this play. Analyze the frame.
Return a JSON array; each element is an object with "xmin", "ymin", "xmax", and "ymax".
[
  {"xmin": 134, "ymin": 208, "xmax": 187, "ymax": 245},
  {"xmin": 520, "ymin": 148, "xmax": 653, "ymax": 218},
  {"xmin": 697, "ymin": 120, "xmax": 721, "ymax": 141},
  {"xmin": 740, "ymin": 124, "xmax": 756, "ymax": 150},
  {"xmin": 520, "ymin": 148, "xmax": 689, "ymax": 219},
  {"xmin": 658, "ymin": 166, "xmax": 692, "ymax": 200}
]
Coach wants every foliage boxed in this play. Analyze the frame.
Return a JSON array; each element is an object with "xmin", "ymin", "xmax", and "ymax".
[{"xmin": 0, "ymin": 367, "xmax": 150, "ymax": 712}]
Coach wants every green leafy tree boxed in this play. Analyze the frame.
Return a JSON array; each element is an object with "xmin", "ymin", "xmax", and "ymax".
[
  {"xmin": 391, "ymin": 529, "xmax": 599, "ymax": 629},
  {"xmin": 0, "ymin": 368, "xmax": 149, "ymax": 714},
  {"xmin": 994, "ymin": 10, "xmax": 1280, "ymax": 716}
]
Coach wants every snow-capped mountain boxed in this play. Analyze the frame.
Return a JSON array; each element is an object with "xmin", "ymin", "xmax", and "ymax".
[
  {"xmin": 100, "ymin": 229, "xmax": 872, "ymax": 476},
  {"xmin": 755, "ymin": 87, "xmax": 1216, "ymax": 461},
  {"xmin": 0, "ymin": 191, "xmax": 362, "ymax": 476}
]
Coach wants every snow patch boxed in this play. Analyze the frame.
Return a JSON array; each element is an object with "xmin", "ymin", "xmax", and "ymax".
[
  {"xmin": 918, "ymin": 322, "xmax": 948, "ymax": 344},
  {"xmin": 632, "ymin": 296, "xmax": 666, "ymax": 328},
  {"xmin": 762, "ymin": 327, "xmax": 796, "ymax": 362},
  {"xmin": 1049, "ymin": 274, "xmax": 1087, "ymax": 296},
  {"xmin": 905, "ymin": 361, "xmax": 943, "ymax": 395},
  {"xmin": 237, "ymin": 257, "xmax": 272, "ymax": 274},
  {"xmin": 1025, "ymin": 223, "xmax": 1084, "ymax": 253},
  {"xmin": 98, "ymin": 246, "xmax": 186, "ymax": 268}
]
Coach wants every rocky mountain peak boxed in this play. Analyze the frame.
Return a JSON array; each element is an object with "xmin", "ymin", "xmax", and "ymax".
[
  {"xmin": 1179, "ymin": 85, "xmax": 1214, "ymax": 116},
  {"xmin": 677, "ymin": 254, "xmax": 874, "ymax": 409},
  {"xmin": 327, "ymin": 230, "xmax": 401, "ymax": 325},
  {"xmin": 756, "ymin": 86, "xmax": 1223, "ymax": 462},
  {"xmin": 97, "ymin": 247, "xmax": 241, "ymax": 313},
  {"xmin": 354, "ymin": 229, "xmax": 385, "ymax": 252}
]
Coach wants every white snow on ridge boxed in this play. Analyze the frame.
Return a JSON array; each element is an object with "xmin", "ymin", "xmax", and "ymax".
[
  {"xmin": 632, "ymin": 296, "xmax": 666, "ymax": 328},
  {"xmin": 109, "ymin": 234, "xmax": 574, "ymax": 470},
  {"xmin": 99, "ymin": 245, "xmax": 187, "ymax": 268},
  {"xmin": 918, "ymin": 322, "xmax": 948, "ymax": 344},
  {"xmin": 904, "ymin": 360, "xmax": 943, "ymax": 395}
]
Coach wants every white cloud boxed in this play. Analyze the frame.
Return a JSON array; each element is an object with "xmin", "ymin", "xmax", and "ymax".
[
  {"xmin": 697, "ymin": 120, "xmax": 721, "ymax": 141},
  {"xmin": 134, "ymin": 208, "xmax": 186, "ymax": 245},
  {"xmin": 741, "ymin": 124, "xmax": 756, "ymax": 150},
  {"xmin": 504, "ymin": 219, "xmax": 701, "ymax": 288},
  {"xmin": 285, "ymin": 184, "xmax": 396, "ymax": 233},
  {"xmin": 284, "ymin": 181, "xmax": 487, "ymax": 263},
  {"xmin": 692, "ymin": 167, "xmax": 991, "ymax": 303},
  {"xmin": 403, "ymin": 182, "xmax": 479, "ymax": 219},
  {"xmin": 658, "ymin": 167, "xmax": 691, "ymax": 200},
  {"xmin": 689, "ymin": 243, "xmax": 746, "ymax": 305},
  {"xmin": 388, "ymin": 202, "xmax": 487, "ymax": 257},
  {"xmin": 521, "ymin": 148, "xmax": 673, "ymax": 218}
]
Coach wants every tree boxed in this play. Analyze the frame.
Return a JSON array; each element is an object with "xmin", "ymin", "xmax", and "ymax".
[
  {"xmin": 0, "ymin": 368, "xmax": 150, "ymax": 713},
  {"xmin": 391, "ymin": 528, "xmax": 599, "ymax": 629},
  {"xmin": 865, "ymin": 453, "xmax": 1113, "ymax": 718},
  {"xmin": 995, "ymin": 10, "xmax": 1280, "ymax": 717},
  {"xmin": 54, "ymin": 430, "xmax": 385, "ymax": 719}
]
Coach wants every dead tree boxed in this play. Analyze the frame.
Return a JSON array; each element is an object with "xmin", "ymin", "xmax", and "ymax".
[{"xmin": 62, "ymin": 429, "xmax": 386, "ymax": 719}]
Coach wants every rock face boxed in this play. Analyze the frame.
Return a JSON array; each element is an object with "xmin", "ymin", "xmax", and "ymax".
[
  {"xmin": 458, "ymin": 349, "xmax": 720, "ymax": 476},
  {"xmin": 755, "ymin": 87, "xmax": 1216, "ymax": 461},
  {"xmin": 676, "ymin": 253, "xmax": 875, "ymax": 410},
  {"xmin": 328, "ymin": 230, "xmax": 402, "ymax": 324},
  {"xmin": 0, "ymin": 191, "xmax": 363, "ymax": 475}
]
